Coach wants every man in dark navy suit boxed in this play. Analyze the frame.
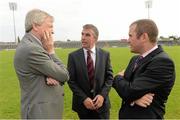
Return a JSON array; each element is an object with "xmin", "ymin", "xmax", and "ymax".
[
  {"xmin": 113, "ymin": 19, "xmax": 175, "ymax": 119},
  {"xmin": 68, "ymin": 24, "xmax": 113, "ymax": 119}
]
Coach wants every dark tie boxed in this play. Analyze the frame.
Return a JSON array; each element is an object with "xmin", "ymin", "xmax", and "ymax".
[
  {"xmin": 87, "ymin": 50, "xmax": 95, "ymax": 89},
  {"xmin": 133, "ymin": 55, "xmax": 143, "ymax": 71}
]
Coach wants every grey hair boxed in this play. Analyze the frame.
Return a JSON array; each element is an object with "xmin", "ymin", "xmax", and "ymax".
[
  {"xmin": 83, "ymin": 24, "xmax": 99, "ymax": 40},
  {"xmin": 25, "ymin": 9, "xmax": 54, "ymax": 33}
]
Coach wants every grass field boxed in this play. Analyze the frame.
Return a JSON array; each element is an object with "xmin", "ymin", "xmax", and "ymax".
[{"xmin": 0, "ymin": 46, "xmax": 180, "ymax": 119}]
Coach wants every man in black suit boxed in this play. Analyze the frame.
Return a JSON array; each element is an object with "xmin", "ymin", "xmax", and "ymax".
[
  {"xmin": 113, "ymin": 19, "xmax": 175, "ymax": 119},
  {"xmin": 68, "ymin": 24, "xmax": 113, "ymax": 119}
]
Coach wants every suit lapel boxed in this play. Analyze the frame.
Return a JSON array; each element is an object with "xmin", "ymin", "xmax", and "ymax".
[
  {"xmin": 78, "ymin": 48, "xmax": 91, "ymax": 89},
  {"xmin": 125, "ymin": 45, "xmax": 163, "ymax": 81},
  {"xmin": 94, "ymin": 47, "xmax": 100, "ymax": 79},
  {"xmin": 93, "ymin": 47, "xmax": 101, "ymax": 92},
  {"xmin": 124, "ymin": 56, "xmax": 137, "ymax": 80}
]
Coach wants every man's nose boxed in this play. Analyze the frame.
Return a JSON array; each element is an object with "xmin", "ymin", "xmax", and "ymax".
[{"xmin": 82, "ymin": 35, "xmax": 86, "ymax": 40}]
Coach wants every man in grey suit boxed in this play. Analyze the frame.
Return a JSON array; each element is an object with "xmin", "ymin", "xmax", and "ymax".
[
  {"xmin": 14, "ymin": 9, "xmax": 69, "ymax": 119},
  {"xmin": 68, "ymin": 24, "xmax": 113, "ymax": 119}
]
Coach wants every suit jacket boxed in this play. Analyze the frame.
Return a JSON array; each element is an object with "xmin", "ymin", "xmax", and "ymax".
[
  {"xmin": 113, "ymin": 45, "xmax": 175, "ymax": 119},
  {"xmin": 14, "ymin": 33, "xmax": 69, "ymax": 119},
  {"xmin": 67, "ymin": 47, "xmax": 113, "ymax": 114}
]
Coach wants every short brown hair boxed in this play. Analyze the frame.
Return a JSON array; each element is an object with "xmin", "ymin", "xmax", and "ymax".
[
  {"xmin": 130, "ymin": 19, "xmax": 158, "ymax": 43},
  {"xmin": 83, "ymin": 24, "xmax": 99, "ymax": 40}
]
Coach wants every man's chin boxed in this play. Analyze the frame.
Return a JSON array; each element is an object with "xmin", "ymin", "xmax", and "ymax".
[
  {"xmin": 129, "ymin": 46, "xmax": 136, "ymax": 53},
  {"xmin": 130, "ymin": 49, "xmax": 138, "ymax": 54},
  {"xmin": 130, "ymin": 48, "xmax": 135, "ymax": 53},
  {"xmin": 82, "ymin": 44, "xmax": 87, "ymax": 49},
  {"xmin": 130, "ymin": 50, "xmax": 134, "ymax": 53}
]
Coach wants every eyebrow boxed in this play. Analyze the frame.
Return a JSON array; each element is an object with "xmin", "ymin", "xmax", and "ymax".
[{"xmin": 82, "ymin": 32, "xmax": 91, "ymax": 36}]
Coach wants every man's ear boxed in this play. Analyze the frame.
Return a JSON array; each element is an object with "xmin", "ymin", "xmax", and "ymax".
[
  {"xmin": 141, "ymin": 32, "xmax": 149, "ymax": 42},
  {"xmin": 32, "ymin": 23, "xmax": 39, "ymax": 32}
]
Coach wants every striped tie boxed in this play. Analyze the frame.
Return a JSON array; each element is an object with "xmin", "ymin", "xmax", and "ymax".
[
  {"xmin": 133, "ymin": 55, "xmax": 143, "ymax": 71},
  {"xmin": 87, "ymin": 50, "xmax": 95, "ymax": 89}
]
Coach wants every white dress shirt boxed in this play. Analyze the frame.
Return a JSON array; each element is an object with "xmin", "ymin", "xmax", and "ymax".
[
  {"xmin": 83, "ymin": 46, "xmax": 96, "ymax": 68},
  {"xmin": 141, "ymin": 45, "xmax": 158, "ymax": 58}
]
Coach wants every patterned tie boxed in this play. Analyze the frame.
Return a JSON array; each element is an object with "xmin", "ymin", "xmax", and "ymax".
[
  {"xmin": 133, "ymin": 55, "xmax": 143, "ymax": 71},
  {"xmin": 87, "ymin": 50, "xmax": 95, "ymax": 89}
]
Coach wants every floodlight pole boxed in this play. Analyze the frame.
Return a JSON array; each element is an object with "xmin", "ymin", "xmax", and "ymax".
[
  {"xmin": 148, "ymin": 4, "xmax": 150, "ymax": 19},
  {"xmin": 9, "ymin": 2, "xmax": 17, "ymax": 43},
  {"xmin": 145, "ymin": 0, "xmax": 152, "ymax": 19}
]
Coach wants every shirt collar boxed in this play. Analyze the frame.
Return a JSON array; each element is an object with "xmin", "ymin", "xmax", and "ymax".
[
  {"xmin": 29, "ymin": 32, "xmax": 42, "ymax": 46},
  {"xmin": 83, "ymin": 46, "xmax": 96, "ymax": 54},
  {"xmin": 141, "ymin": 45, "xmax": 158, "ymax": 58}
]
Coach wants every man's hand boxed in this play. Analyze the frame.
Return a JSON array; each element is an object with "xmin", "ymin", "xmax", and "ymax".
[
  {"xmin": 93, "ymin": 95, "xmax": 104, "ymax": 109},
  {"xmin": 134, "ymin": 93, "xmax": 154, "ymax": 108},
  {"xmin": 42, "ymin": 31, "xmax": 55, "ymax": 54},
  {"xmin": 46, "ymin": 77, "xmax": 59, "ymax": 86},
  {"xmin": 83, "ymin": 97, "xmax": 95, "ymax": 110}
]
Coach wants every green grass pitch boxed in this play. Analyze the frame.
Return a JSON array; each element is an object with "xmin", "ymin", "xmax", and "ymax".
[{"xmin": 0, "ymin": 46, "xmax": 179, "ymax": 119}]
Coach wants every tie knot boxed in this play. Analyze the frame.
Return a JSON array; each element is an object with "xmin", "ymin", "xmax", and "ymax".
[
  {"xmin": 136, "ymin": 55, "xmax": 143, "ymax": 63},
  {"xmin": 138, "ymin": 55, "xmax": 143, "ymax": 59},
  {"xmin": 87, "ymin": 50, "xmax": 92, "ymax": 56}
]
